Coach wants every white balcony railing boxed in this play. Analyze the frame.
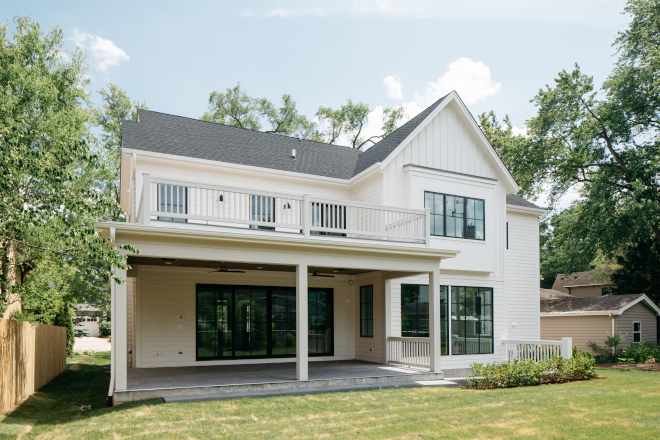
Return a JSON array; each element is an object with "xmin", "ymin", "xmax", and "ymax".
[
  {"xmin": 136, "ymin": 174, "xmax": 430, "ymax": 245},
  {"xmin": 503, "ymin": 338, "xmax": 572, "ymax": 362},
  {"xmin": 387, "ymin": 336, "xmax": 430, "ymax": 368}
]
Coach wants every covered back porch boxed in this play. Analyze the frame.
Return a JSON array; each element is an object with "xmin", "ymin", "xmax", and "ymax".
[{"xmin": 104, "ymin": 222, "xmax": 458, "ymax": 404}]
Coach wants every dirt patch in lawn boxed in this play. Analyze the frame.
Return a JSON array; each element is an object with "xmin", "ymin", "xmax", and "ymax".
[{"xmin": 597, "ymin": 363, "xmax": 660, "ymax": 372}]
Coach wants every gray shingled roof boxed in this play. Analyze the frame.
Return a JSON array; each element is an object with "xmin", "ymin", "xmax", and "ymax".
[
  {"xmin": 122, "ymin": 95, "xmax": 450, "ymax": 180},
  {"xmin": 122, "ymin": 96, "xmax": 537, "ymax": 209},
  {"xmin": 540, "ymin": 293, "xmax": 649, "ymax": 314},
  {"xmin": 552, "ymin": 267, "xmax": 612, "ymax": 293},
  {"xmin": 506, "ymin": 194, "xmax": 543, "ymax": 210}
]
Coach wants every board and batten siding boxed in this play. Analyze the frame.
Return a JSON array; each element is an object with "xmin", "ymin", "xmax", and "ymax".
[
  {"xmin": 135, "ymin": 265, "xmax": 355, "ymax": 368},
  {"xmin": 505, "ymin": 210, "xmax": 541, "ymax": 340},
  {"xmin": 382, "ymin": 104, "xmax": 496, "ymax": 208},
  {"xmin": 540, "ymin": 315, "xmax": 612, "ymax": 353},
  {"xmin": 616, "ymin": 302, "xmax": 658, "ymax": 347}
]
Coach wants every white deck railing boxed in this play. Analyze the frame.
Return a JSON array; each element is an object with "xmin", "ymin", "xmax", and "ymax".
[
  {"xmin": 387, "ymin": 337, "xmax": 430, "ymax": 368},
  {"xmin": 137, "ymin": 174, "xmax": 430, "ymax": 245},
  {"xmin": 503, "ymin": 338, "xmax": 572, "ymax": 362}
]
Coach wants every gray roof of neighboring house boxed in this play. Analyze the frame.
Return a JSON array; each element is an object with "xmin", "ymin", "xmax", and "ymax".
[
  {"xmin": 540, "ymin": 293, "xmax": 650, "ymax": 314},
  {"xmin": 506, "ymin": 194, "xmax": 543, "ymax": 210},
  {"xmin": 552, "ymin": 267, "xmax": 613, "ymax": 293},
  {"xmin": 540, "ymin": 288, "xmax": 572, "ymax": 301}
]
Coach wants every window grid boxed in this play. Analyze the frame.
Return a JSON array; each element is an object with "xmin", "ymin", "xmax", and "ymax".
[
  {"xmin": 360, "ymin": 285, "xmax": 374, "ymax": 338},
  {"xmin": 451, "ymin": 286, "xmax": 494, "ymax": 355},
  {"xmin": 424, "ymin": 191, "xmax": 485, "ymax": 241}
]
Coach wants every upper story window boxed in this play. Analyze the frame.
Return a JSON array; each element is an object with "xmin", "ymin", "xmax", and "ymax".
[{"xmin": 424, "ymin": 191, "xmax": 485, "ymax": 240}]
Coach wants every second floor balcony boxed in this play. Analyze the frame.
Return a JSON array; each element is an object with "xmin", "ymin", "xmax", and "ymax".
[{"xmin": 135, "ymin": 174, "xmax": 431, "ymax": 246}]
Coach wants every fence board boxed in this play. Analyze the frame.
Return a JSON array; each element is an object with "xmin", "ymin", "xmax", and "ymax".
[{"xmin": 0, "ymin": 318, "xmax": 67, "ymax": 415}]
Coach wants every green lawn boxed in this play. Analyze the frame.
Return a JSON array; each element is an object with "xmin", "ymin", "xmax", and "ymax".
[{"xmin": 1, "ymin": 353, "xmax": 659, "ymax": 439}]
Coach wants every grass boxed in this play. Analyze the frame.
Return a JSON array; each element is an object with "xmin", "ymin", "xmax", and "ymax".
[{"xmin": 1, "ymin": 353, "xmax": 659, "ymax": 439}]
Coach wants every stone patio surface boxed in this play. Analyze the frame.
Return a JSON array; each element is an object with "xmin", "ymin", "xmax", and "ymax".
[{"xmin": 127, "ymin": 360, "xmax": 428, "ymax": 391}]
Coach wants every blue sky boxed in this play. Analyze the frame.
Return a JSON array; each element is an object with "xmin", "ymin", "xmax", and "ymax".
[{"xmin": 6, "ymin": 0, "xmax": 629, "ymax": 139}]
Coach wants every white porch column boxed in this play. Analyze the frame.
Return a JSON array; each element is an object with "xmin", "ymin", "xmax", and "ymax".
[
  {"xmin": 296, "ymin": 263, "xmax": 308, "ymax": 380},
  {"xmin": 383, "ymin": 278, "xmax": 392, "ymax": 364},
  {"xmin": 113, "ymin": 267, "xmax": 128, "ymax": 390},
  {"xmin": 429, "ymin": 267, "xmax": 442, "ymax": 372}
]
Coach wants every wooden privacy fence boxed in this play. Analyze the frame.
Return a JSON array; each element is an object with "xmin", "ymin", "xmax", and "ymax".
[{"xmin": 0, "ymin": 318, "xmax": 67, "ymax": 415}]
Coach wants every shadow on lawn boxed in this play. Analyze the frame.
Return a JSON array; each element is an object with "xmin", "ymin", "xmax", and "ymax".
[{"xmin": 0, "ymin": 352, "xmax": 162, "ymax": 431}]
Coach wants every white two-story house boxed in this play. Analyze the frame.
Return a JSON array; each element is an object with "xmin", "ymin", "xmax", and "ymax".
[{"xmin": 97, "ymin": 91, "xmax": 548, "ymax": 405}]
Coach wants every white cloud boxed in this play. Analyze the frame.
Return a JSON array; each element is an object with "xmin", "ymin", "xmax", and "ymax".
[
  {"xmin": 244, "ymin": 0, "xmax": 624, "ymax": 25},
  {"xmin": 72, "ymin": 29, "xmax": 130, "ymax": 71},
  {"xmin": 383, "ymin": 75, "xmax": 403, "ymax": 99},
  {"xmin": 511, "ymin": 125, "xmax": 528, "ymax": 137},
  {"xmin": 414, "ymin": 57, "xmax": 500, "ymax": 106}
]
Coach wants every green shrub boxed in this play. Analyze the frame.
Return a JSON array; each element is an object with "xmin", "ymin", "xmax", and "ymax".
[
  {"xmin": 465, "ymin": 347, "xmax": 596, "ymax": 389},
  {"xmin": 98, "ymin": 321, "xmax": 111, "ymax": 337},
  {"xmin": 53, "ymin": 303, "xmax": 75, "ymax": 355},
  {"xmin": 618, "ymin": 342, "xmax": 660, "ymax": 364}
]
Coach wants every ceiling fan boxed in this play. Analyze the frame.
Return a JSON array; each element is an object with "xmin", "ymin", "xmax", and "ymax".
[
  {"xmin": 209, "ymin": 263, "xmax": 246, "ymax": 274},
  {"xmin": 311, "ymin": 268, "xmax": 335, "ymax": 278}
]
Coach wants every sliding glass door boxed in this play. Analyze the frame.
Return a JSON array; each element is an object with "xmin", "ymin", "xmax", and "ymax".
[{"xmin": 196, "ymin": 284, "xmax": 333, "ymax": 361}]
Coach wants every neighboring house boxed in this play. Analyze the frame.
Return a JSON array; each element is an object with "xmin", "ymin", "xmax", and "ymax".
[
  {"xmin": 540, "ymin": 293, "xmax": 660, "ymax": 352},
  {"xmin": 96, "ymin": 91, "xmax": 549, "ymax": 405},
  {"xmin": 73, "ymin": 303, "xmax": 101, "ymax": 337},
  {"xmin": 552, "ymin": 267, "xmax": 615, "ymax": 298}
]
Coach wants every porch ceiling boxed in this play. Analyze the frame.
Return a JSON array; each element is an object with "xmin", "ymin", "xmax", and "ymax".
[{"xmin": 127, "ymin": 256, "xmax": 372, "ymax": 276}]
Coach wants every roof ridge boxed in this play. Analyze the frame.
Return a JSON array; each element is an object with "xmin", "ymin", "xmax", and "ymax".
[{"xmin": 134, "ymin": 109, "xmax": 363, "ymax": 153}]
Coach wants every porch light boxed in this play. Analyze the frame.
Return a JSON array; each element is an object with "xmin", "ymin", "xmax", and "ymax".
[
  {"xmin": 218, "ymin": 194, "xmax": 224, "ymax": 202},
  {"xmin": 284, "ymin": 202, "xmax": 291, "ymax": 209}
]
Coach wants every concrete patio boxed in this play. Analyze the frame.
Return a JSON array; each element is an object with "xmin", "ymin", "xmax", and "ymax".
[{"xmin": 114, "ymin": 360, "xmax": 452, "ymax": 404}]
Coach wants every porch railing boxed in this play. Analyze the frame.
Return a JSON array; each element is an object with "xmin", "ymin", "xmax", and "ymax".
[
  {"xmin": 503, "ymin": 338, "xmax": 572, "ymax": 362},
  {"xmin": 137, "ymin": 174, "xmax": 430, "ymax": 245},
  {"xmin": 387, "ymin": 336, "xmax": 430, "ymax": 368}
]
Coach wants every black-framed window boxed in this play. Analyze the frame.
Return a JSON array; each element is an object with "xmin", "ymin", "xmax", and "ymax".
[
  {"xmin": 451, "ymin": 286, "xmax": 493, "ymax": 354},
  {"xmin": 401, "ymin": 284, "xmax": 448, "ymax": 355},
  {"xmin": 196, "ymin": 284, "xmax": 333, "ymax": 360},
  {"xmin": 424, "ymin": 191, "xmax": 485, "ymax": 240},
  {"xmin": 360, "ymin": 285, "xmax": 374, "ymax": 337},
  {"xmin": 158, "ymin": 184, "xmax": 188, "ymax": 222}
]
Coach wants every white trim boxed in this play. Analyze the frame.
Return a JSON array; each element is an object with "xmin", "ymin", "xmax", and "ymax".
[
  {"xmin": 95, "ymin": 221, "xmax": 460, "ymax": 260},
  {"xmin": 404, "ymin": 164, "xmax": 497, "ymax": 187},
  {"xmin": 617, "ymin": 294, "xmax": 660, "ymax": 316},
  {"xmin": 377, "ymin": 92, "xmax": 520, "ymax": 193},
  {"xmin": 123, "ymin": 148, "xmax": 383, "ymax": 186},
  {"xmin": 541, "ymin": 311, "xmax": 616, "ymax": 317},
  {"xmin": 632, "ymin": 320, "xmax": 642, "ymax": 343},
  {"xmin": 506, "ymin": 204, "xmax": 548, "ymax": 216}
]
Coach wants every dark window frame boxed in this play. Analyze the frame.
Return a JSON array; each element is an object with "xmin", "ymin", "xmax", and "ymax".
[
  {"xmin": 451, "ymin": 286, "xmax": 494, "ymax": 355},
  {"xmin": 360, "ymin": 285, "xmax": 374, "ymax": 338},
  {"xmin": 424, "ymin": 191, "xmax": 485, "ymax": 241},
  {"xmin": 196, "ymin": 284, "xmax": 334, "ymax": 361},
  {"xmin": 401, "ymin": 284, "xmax": 449, "ymax": 355}
]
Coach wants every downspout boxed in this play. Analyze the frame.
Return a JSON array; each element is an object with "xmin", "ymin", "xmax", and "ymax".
[
  {"xmin": 107, "ymin": 227, "xmax": 116, "ymax": 407},
  {"xmin": 609, "ymin": 312, "xmax": 615, "ymax": 354}
]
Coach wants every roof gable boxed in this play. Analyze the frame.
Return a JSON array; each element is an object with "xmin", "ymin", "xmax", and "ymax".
[{"xmin": 374, "ymin": 91, "xmax": 519, "ymax": 193}]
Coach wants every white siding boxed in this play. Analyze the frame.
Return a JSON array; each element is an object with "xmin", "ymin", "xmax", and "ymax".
[
  {"xmin": 505, "ymin": 210, "xmax": 541, "ymax": 340},
  {"xmin": 136, "ymin": 266, "xmax": 355, "ymax": 368},
  {"xmin": 126, "ymin": 277, "xmax": 135, "ymax": 368}
]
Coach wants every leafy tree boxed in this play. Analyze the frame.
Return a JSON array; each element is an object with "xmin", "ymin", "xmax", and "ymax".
[
  {"xmin": 0, "ymin": 17, "xmax": 134, "ymax": 317},
  {"xmin": 201, "ymin": 83, "xmax": 266, "ymax": 130},
  {"xmin": 611, "ymin": 238, "xmax": 660, "ymax": 304},
  {"xmin": 316, "ymin": 106, "xmax": 346, "ymax": 144},
  {"xmin": 92, "ymin": 83, "xmax": 148, "ymax": 216},
  {"xmin": 52, "ymin": 302, "xmax": 75, "ymax": 355},
  {"xmin": 261, "ymin": 94, "xmax": 321, "ymax": 140}
]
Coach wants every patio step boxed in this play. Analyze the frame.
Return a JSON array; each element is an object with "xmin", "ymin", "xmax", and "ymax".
[{"xmin": 163, "ymin": 379, "xmax": 463, "ymax": 403}]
